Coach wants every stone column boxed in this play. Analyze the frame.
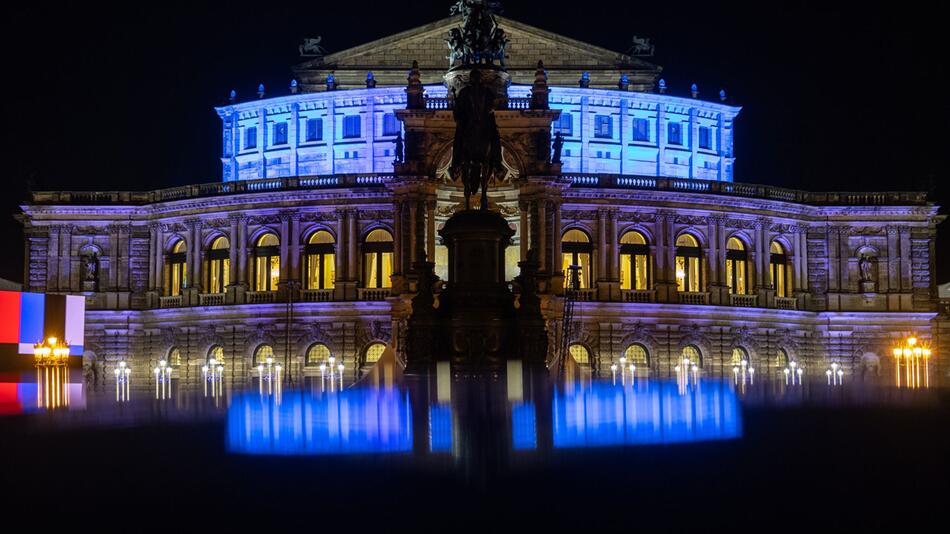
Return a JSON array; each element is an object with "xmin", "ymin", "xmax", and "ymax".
[
  {"xmin": 409, "ymin": 201, "xmax": 418, "ymax": 264},
  {"xmin": 519, "ymin": 202, "xmax": 529, "ymax": 261},
  {"xmin": 289, "ymin": 103, "xmax": 299, "ymax": 176},
  {"xmin": 550, "ymin": 201, "xmax": 564, "ymax": 293},
  {"xmin": 656, "ymin": 104, "xmax": 667, "ymax": 176},
  {"xmin": 344, "ymin": 209, "xmax": 358, "ymax": 300},
  {"xmin": 191, "ymin": 220, "xmax": 203, "ymax": 293},
  {"xmin": 426, "ymin": 199, "xmax": 436, "ymax": 263},
  {"xmin": 237, "ymin": 217, "xmax": 248, "ymax": 285},
  {"xmin": 707, "ymin": 216, "xmax": 726, "ymax": 305},
  {"xmin": 146, "ymin": 224, "xmax": 156, "ymax": 293},
  {"xmin": 579, "ymin": 95, "xmax": 589, "ymax": 173},
  {"xmin": 366, "ymin": 98, "xmax": 375, "ymax": 173},
  {"xmin": 654, "ymin": 211, "xmax": 676, "ymax": 303},
  {"xmin": 597, "ymin": 210, "xmax": 607, "ymax": 282},
  {"xmin": 335, "ymin": 208, "xmax": 348, "ymax": 300},
  {"xmin": 48, "ymin": 226, "xmax": 60, "ymax": 292},
  {"xmin": 537, "ymin": 201, "xmax": 546, "ymax": 272},
  {"xmin": 61, "ymin": 225, "xmax": 73, "ymax": 292},
  {"xmin": 290, "ymin": 214, "xmax": 301, "ymax": 281},
  {"xmin": 688, "ymin": 107, "xmax": 698, "ymax": 178},
  {"xmin": 392, "ymin": 202, "xmax": 402, "ymax": 275}
]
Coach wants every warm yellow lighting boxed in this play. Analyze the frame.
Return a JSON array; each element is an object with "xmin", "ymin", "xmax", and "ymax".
[
  {"xmin": 675, "ymin": 268, "xmax": 686, "ymax": 280},
  {"xmin": 34, "ymin": 337, "xmax": 71, "ymax": 367},
  {"xmin": 892, "ymin": 347, "xmax": 902, "ymax": 358},
  {"xmin": 908, "ymin": 337, "xmax": 917, "ymax": 346}
]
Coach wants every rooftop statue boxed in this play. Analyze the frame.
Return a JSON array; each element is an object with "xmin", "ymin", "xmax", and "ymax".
[{"xmin": 446, "ymin": 0, "xmax": 509, "ymax": 68}]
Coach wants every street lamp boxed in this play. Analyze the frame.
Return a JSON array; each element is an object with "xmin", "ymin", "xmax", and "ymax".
[
  {"xmin": 783, "ymin": 361, "xmax": 803, "ymax": 386},
  {"xmin": 202, "ymin": 357, "xmax": 225, "ymax": 399},
  {"xmin": 114, "ymin": 360, "xmax": 131, "ymax": 402},
  {"xmin": 154, "ymin": 359, "xmax": 172, "ymax": 399},
  {"xmin": 826, "ymin": 362, "xmax": 843, "ymax": 386},
  {"xmin": 891, "ymin": 335, "xmax": 933, "ymax": 388}
]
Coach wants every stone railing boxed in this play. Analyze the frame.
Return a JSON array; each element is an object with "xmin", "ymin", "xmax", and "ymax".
[
  {"xmin": 424, "ymin": 95, "xmax": 534, "ymax": 110},
  {"xmin": 775, "ymin": 297, "xmax": 797, "ymax": 310},
  {"xmin": 570, "ymin": 288, "xmax": 596, "ymax": 302},
  {"xmin": 159, "ymin": 295, "xmax": 183, "ymax": 308},
  {"xmin": 31, "ymin": 173, "xmax": 396, "ymax": 206},
  {"xmin": 301, "ymin": 289, "xmax": 334, "ymax": 302},
  {"xmin": 730, "ymin": 294, "xmax": 759, "ymax": 307},
  {"xmin": 678, "ymin": 292, "xmax": 709, "ymax": 305},
  {"xmin": 32, "ymin": 173, "xmax": 929, "ymax": 208},
  {"xmin": 357, "ymin": 288, "xmax": 391, "ymax": 301},
  {"xmin": 198, "ymin": 293, "xmax": 225, "ymax": 306},
  {"xmin": 247, "ymin": 291, "xmax": 277, "ymax": 304},
  {"xmin": 565, "ymin": 174, "xmax": 929, "ymax": 206},
  {"xmin": 621, "ymin": 289, "xmax": 655, "ymax": 303}
]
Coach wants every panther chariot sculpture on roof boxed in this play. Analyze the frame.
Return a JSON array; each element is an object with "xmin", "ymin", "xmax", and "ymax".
[{"xmin": 445, "ymin": 0, "xmax": 510, "ymax": 210}]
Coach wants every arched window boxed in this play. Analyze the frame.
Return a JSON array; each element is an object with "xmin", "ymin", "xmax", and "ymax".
[
  {"xmin": 682, "ymin": 345, "xmax": 702, "ymax": 368},
  {"xmin": 568, "ymin": 343, "xmax": 590, "ymax": 365},
  {"xmin": 624, "ymin": 343, "xmax": 650, "ymax": 376},
  {"xmin": 253, "ymin": 344, "xmax": 274, "ymax": 366},
  {"xmin": 205, "ymin": 237, "xmax": 230, "ymax": 294},
  {"xmin": 620, "ymin": 231, "xmax": 651, "ymax": 290},
  {"xmin": 306, "ymin": 343, "xmax": 331, "ymax": 365},
  {"xmin": 254, "ymin": 233, "xmax": 280, "ymax": 292},
  {"xmin": 561, "ymin": 229, "xmax": 592, "ymax": 289},
  {"xmin": 208, "ymin": 345, "xmax": 224, "ymax": 363},
  {"xmin": 364, "ymin": 342, "xmax": 387, "ymax": 365},
  {"xmin": 305, "ymin": 231, "xmax": 335, "ymax": 290},
  {"xmin": 770, "ymin": 241, "xmax": 790, "ymax": 297},
  {"xmin": 363, "ymin": 229, "xmax": 393, "ymax": 289},
  {"xmin": 164, "ymin": 240, "xmax": 187, "ymax": 296},
  {"xmin": 168, "ymin": 347, "xmax": 182, "ymax": 367},
  {"xmin": 725, "ymin": 237, "xmax": 749, "ymax": 295},
  {"xmin": 774, "ymin": 348, "xmax": 789, "ymax": 373},
  {"xmin": 674, "ymin": 234, "xmax": 702, "ymax": 293},
  {"xmin": 731, "ymin": 347, "xmax": 750, "ymax": 367}
]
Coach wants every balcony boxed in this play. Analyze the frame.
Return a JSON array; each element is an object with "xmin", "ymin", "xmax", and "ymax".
[
  {"xmin": 247, "ymin": 291, "xmax": 277, "ymax": 304},
  {"xmin": 301, "ymin": 289, "xmax": 334, "ymax": 302},
  {"xmin": 775, "ymin": 297, "xmax": 797, "ymax": 310},
  {"xmin": 199, "ymin": 293, "xmax": 225, "ymax": 306},
  {"xmin": 621, "ymin": 290, "xmax": 655, "ymax": 303},
  {"xmin": 159, "ymin": 295, "xmax": 183, "ymax": 308},
  {"xmin": 357, "ymin": 288, "xmax": 391, "ymax": 301},
  {"xmin": 678, "ymin": 292, "xmax": 709, "ymax": 305},
  {"xmin": 729, "ymin": 294, "xmax": 759, "ymax": 307}
]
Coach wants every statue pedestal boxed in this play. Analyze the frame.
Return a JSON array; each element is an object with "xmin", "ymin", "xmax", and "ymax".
[
  {"xmin": 859, "ymin": 280, "xmax": 876, "ymax": 294},
  {"xmin": 438, "ymin": 210, "xmax": 516, "ymax": 372},
  {"xmin": 444, "ymin": 67, "xmax": 511, "ymax": 108}
]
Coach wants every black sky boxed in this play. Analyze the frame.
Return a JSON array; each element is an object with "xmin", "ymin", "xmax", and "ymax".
[{"xmin": 1, "ymin": 1, "xmax": 946, "ymax": 283}]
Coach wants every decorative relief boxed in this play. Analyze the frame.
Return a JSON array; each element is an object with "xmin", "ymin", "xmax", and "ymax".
[
  {"xmin": 724, "ymin": 218, "xmax": 756, "ymax": 230},
  {"xmin": 674, "ymin": 215, "xmax": 708, "ymax": 226},
  {"xmin": 617, "ymin": 211, "xmax": 657, "ymax": 223}
]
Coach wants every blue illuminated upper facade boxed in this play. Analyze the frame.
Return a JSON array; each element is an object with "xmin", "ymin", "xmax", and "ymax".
[{"xmin": 216, "ymin": 85, "xmax": 739, "ymax": 182}]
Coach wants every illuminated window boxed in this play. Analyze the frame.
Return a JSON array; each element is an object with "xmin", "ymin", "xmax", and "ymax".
[
  {"xmin": 273, "ymin": 122, "xmax": 288, "ymax": 145},
  {"xmin": 254, "ymin": 344, "xmax": 274, "ymax": 365},
  {"xmin": 382, "ymin": 113, "xmax": 399, "ymax": 136},
  {"xmin": 304, "ymin": 231, "xmax": 335, "ymax": 290},
  {"xmin": 364, "ymin": 342, "xmax": 386, "ymax": 364},
  {"xmin": 770, "ymin": 241, "xmax": 790, "ymax": 297},
  {"xmin": 306, "ymin": 343, "xmax": 331, "ymax": 365},
  {"xmin": 624, "ymin": 344, "xmax": 649, "ymax": 376},
  {"xmin": 254, "ymin": 233, "xmax": 280, "ymax": 292},
  {"xmin": 725, "ymin": 237, "xmax": 748, "ymax": 295},
  {"xmin": 305, "ymin": 118, "xmax": 323, "ymax": 142},
  {"xmin": 553, "ymin": 112, "xmax": 573, "ymax": 136},
  {"xmin": 208, "ymin": 345, "xmax": 224, "ymax": 363},
  {"xmin": 632, "ymin": 118, "xmax": 650, "ymax": 142},
  {"xmin": 668, "ymin": 122, "xmax": 682, "ymax": 145},
  {"xmin": 594, "ymin": 115, "xmax": 612, "ymax": 138},
  {"xmin": 205, "ymin": 236, "xmax": 230, "ymax": 294},
  {"xmin": 682, "ymin": 345, "xmax": 702, "ymax": 368},
  {"xmin": 363, "ymin": 229, "xmax": 393, "ymax": 289},
  {"xmin": 245, "ymin": 126, "xmax": 257, "ymax": 149},
  {"xmin": 568, "ymin": 344, "xmax": 590, "ymax": 365},
  {"xmin": 731, "ymin": 347, "xmax": 749, "ymax": 367},
  {"xmin": 698, "ymin": 126, "xmax": 712, "ymax": 150},
  {"xmin": 561, "ymin": 229, "xmax": 592, "ymax": 289},
  {"xmin": 343, "ymin": 115, "xmax": 361, "ymax": 138},
  {"xmin": 674, "ymin": 234, "xmax": 702, "ymax": 292},
  {"xmin": 774, "ymin": 348, "xmax": 789, "ymax": 371},
  {"xmin": 619, "ymin": 230, "xmax": 650, "ymax": 290},
  {"xmin": 164, "ymin": 240, "xmax": 187, "ymax": 296},
  {"xmin": 169, "ymin": 347, "xmax": 182, "ymax": 367}
]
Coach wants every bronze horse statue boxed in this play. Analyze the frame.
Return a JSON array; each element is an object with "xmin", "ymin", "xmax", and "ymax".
[{"xmin": 450, "ymin": 69, "xmax": 503, "ymax": 210}]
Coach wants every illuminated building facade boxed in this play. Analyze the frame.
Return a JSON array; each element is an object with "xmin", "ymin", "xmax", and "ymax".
[{"xmin": 17, "ymin": 13, "xmax": 946, "ymax": 388}]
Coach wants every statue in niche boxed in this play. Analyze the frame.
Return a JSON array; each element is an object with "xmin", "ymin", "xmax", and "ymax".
[
  {"xmin": 551, "ymin": 131, "xmax": 564, "ymax": 164},
  {"xmin": 393, "ymin": 132, "xmax": 404, "ymax": 163},
  {"xmin": 858, "ymin": 254, "xmax": 874, "ymax": 282},
  {"xmin": 82, "ymin": 253, "xmax": 99, "ymax": 282},
  {"xmin": 450, "ymin": 69, "xmax": 503, "ymax": 210}
]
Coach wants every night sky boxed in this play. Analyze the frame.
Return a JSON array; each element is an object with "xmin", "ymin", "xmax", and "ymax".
[{"xmin": 2, "ymin": 1, "xmax": 946, "ymax": 283}]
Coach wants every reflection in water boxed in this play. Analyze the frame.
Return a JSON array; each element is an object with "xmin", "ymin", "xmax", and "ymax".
[
  {"xmin": 554, "ymin": 380, "xmax": 741, "ymax": 448},
  {"xmin": 226, "ymin": 388, "xmax": 413, "ymax": 455},
  {"xmin": 1, "ymin": 371, "xmax": 84, "ymax": 413}
]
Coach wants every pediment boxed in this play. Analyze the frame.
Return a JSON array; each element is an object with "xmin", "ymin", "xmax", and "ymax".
[{"xmin": 294, "ymin": 15, "xmax": 661, "ymax": 90}]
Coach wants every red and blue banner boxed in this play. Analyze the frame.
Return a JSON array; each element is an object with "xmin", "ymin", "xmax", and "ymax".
[{"xmin": 0, "ymin": 291, "xmax": 85, "ymax": 369}]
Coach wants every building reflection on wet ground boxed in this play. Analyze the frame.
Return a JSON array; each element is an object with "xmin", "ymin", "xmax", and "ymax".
[{"xmin": 1, "ymin": 358, "xmax": 948, "ymax": 529}]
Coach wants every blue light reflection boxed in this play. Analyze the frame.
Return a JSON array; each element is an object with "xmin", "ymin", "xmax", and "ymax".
[
  {"xmin": 553, "ymin": 380, "xmax": 741, "ymax": 448},
  {"xmin": 226, "ymin": 388, "xmax": 413, "ymax": 456}
]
